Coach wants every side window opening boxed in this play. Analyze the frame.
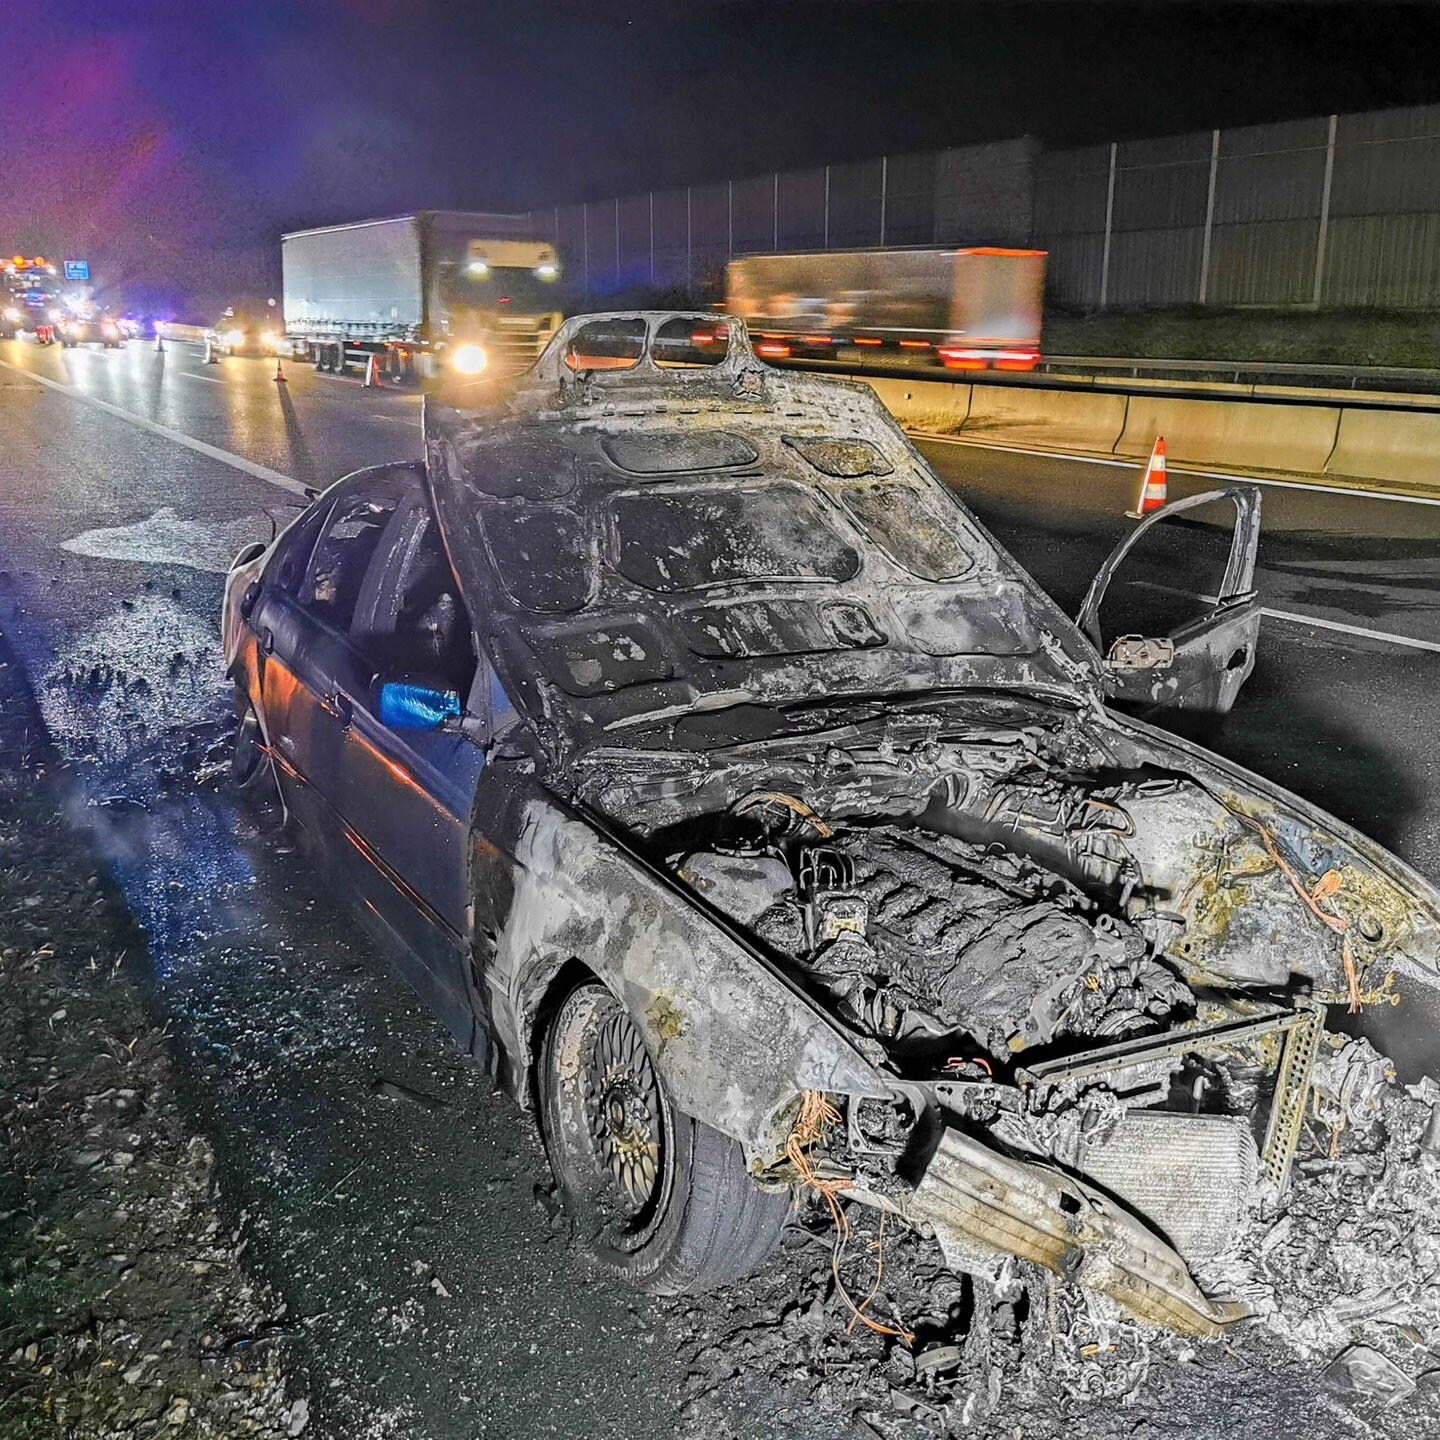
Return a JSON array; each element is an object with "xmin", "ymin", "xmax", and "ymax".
[
  {"xmin": 270, "ymin": 499, "xmax": 334, "ymax": 596},
  {"xmin": 301, "ymin": 492, "xmax": 401, "ymax": 629},
  {"xmin": 355, "ymin": 512, "xmax": 477, "ymax": 696},
  {"xmin": 389, "ymin": 517, "xmax": 476, "ymax": 693}
]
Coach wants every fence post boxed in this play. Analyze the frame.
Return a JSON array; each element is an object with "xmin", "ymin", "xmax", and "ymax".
[
  {"xmin": 879, "ymin": 155, "xmax": 888, "ymax": 245},
  {"xmin": 1099, "ymin": 141, "xmax": 1117, "ymax": 309},
  {"xmin": 1199, "ymin": 128, "xmax": 1219, "ymax": 304},
  {"xmin": 1313, "ymin": 113, "xmax": 1338, "ymax": 308}
]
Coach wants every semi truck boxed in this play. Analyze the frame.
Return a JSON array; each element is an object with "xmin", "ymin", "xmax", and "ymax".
[
  {"xmin": 281, "ymin": 211, "xmax": 564, "ymax": 381},
  {"xmin": 726, "ymin": 246, "xmax": 1046, "ymax": 371}
]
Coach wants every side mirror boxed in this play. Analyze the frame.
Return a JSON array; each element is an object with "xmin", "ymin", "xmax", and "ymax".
[{"xmin": 377, "ymin": 679, "xmax": 462, "ymax": 730}]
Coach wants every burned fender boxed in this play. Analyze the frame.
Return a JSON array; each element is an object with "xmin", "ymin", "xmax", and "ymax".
[
  {"xmin": 1107, "ymin": 711, "xmax": 1440, "ymax": 1079},
  {"xmin": 486, "ymin": 794, "xmax": 890, "ymax": 1162}
]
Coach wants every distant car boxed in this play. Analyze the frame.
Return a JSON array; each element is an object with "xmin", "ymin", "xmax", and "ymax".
[
  {"xmin": 59, "ymin": 314, "xmax": 126, "ymax": 348},
  {"xmin": 207, "ymin": 311, "xmax": 281, "ymax": 357},
  {"xmin": 221, "ymin": 311, "xmax": 1440, "ymax": 1339}
]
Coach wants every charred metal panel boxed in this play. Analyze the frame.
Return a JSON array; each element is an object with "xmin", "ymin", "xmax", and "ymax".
[
  {"xmin": 910, "ymin": 1129, "xmax": 1250, "ymax": 1337},
  {"xmin": 486, "ymin": 795, "xmax": 887, "ymax": 1157}
]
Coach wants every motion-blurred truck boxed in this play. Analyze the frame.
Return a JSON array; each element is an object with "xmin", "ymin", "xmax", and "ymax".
[
  {"xmin": 281, "ymin": 211, "xmax": 564, "ymax": 383},
  {"xmin": 2, "ymin": 255, "xmax": 62, "ymax": 339},
  {"xmin": 727, "ymin": 246, "xmax": 1046, "ymax": 371}
]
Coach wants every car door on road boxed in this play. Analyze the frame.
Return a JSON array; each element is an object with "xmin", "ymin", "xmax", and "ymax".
[{"xmin": 1076, "ymin": 487, "xmax": 1262, "ymax": 719}]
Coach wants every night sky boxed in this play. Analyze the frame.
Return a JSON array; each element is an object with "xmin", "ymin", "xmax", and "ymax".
[{"xmin": 6, "ymin": 0, "xmax": 1440, "ymax": 316}]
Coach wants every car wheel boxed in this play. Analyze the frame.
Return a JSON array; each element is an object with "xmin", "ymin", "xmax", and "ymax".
[
  {"xmin": 539, "ymin": 981, "xmax": 787, "ymax": 1295},
  {"xmin": 230, "ymin": 696, "xmax": 272, "ymax": 792}
]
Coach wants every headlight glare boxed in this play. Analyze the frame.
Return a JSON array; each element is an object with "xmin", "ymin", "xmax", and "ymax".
[{"xmin": 451, "ymin": 343, "xmax": 488, "ymax": 375}]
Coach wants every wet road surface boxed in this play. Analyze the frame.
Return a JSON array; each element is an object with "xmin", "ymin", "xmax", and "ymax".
[
  {"xmin": 1, "ymin": 334, "xmax": 1438, "ymax": 1437},
  {"xmin": 0, "ymin": 338, "xmax": 704, "ymax": 1440}
]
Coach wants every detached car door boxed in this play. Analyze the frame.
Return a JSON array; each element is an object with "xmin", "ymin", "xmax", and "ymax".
[{"xmin": 1076, "ymin": 486, "xmax": 1262, "ymax": 719}]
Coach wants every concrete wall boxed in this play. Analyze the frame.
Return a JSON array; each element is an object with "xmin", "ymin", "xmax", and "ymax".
[{"xmin": 859, "ymin": 373, "xmax": 1440, "ymax": 497}]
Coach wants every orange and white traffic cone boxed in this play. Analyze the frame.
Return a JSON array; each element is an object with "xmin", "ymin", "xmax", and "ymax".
[
  {"xmin": 1127, "ymin": 436, "xmax": 1167, "ymax": 518},
  {"xmin": 363, "ymin": 354, "xmax": 380, "ymax": 387},
  {"xmin": 274, "ymin": 357, "xmax": 287, "ymax": 383}
]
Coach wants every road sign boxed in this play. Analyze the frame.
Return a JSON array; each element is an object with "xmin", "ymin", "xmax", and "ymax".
[{"xmin": 64, "ymin": 260, "xmax": 90, "ymax": 281}]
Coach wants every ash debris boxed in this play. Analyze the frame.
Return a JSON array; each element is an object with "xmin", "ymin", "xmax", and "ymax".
[{"xmin": 0, "ymin": 625, "xmax": 294, "ymax": 1439}]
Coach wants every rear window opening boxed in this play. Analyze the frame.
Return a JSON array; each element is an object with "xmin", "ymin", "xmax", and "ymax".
[
  {"xmin": 652, "ymin": 317, "xmax": 731, "ymax": 368},
  {"xmin": 565, "ymin": 317, "xmax": 646, "ymax": 371}
]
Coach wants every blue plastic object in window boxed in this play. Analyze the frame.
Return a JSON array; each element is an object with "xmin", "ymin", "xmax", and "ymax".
[{"xmin": 378, "ymin": 681, "xmax": 462, "ymax": 730}]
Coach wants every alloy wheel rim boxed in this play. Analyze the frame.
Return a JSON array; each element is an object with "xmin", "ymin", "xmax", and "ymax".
[{"xmin": 582, "ymin": 1006, "xmax": 663, "ymax": 1217}]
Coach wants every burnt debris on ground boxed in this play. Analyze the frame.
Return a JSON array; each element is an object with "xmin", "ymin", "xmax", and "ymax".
[{"xmin": 0, "ymin": 621, "xmax": 295, "ymax": 1438}]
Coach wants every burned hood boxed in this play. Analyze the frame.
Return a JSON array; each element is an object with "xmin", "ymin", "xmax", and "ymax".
[{"xmin": 423, "ymin": 312, "xmax": 1101, "ymax": 758}]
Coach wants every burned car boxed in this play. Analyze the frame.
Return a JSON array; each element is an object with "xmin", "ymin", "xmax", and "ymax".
[{"xmin": 222, "ymin": 313, "xmax": 1440, "ymax": 1346}]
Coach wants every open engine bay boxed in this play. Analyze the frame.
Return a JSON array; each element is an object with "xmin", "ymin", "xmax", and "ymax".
[{"xmin": 571, "ymin": 691, "xmax": 1440, "ymax": 1346}]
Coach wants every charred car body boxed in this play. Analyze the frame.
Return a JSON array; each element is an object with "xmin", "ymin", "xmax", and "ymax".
[{"xmin": 222, "ymin": 313, "xmax": 1440, "ymax": 1343}]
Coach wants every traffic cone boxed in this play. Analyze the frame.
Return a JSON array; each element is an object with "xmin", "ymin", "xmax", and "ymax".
[
  {"xmin": 1127, "ymin": 436, "xmax": 1167, "ymax": 518},
  {"xmin": 204, "ymin": 337, "xmax": 219, "ymax": 364},
  {"xmin": 363, "ymin": 354, "xmax": 380, "ymax": 387},
  {"xmin": 154, "ymin": 330, "xmax": 164, "ymax": 353},
  {"xmin": 274, "ymin": 357, "xmax": 287, "ymax": 383}
]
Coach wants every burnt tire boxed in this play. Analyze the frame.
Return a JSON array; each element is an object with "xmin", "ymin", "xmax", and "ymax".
[
  {"xmin": 230, "ymin": 696, "xmax": 272, "ymax": 793},
  {"xmin": 539, "ymin": 981, "xmax": 786, "ymax": 1295}
]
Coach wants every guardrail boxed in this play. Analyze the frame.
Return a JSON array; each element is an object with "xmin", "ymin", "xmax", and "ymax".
[
  {"xmin": 1037, "ymin": 353, "xmax": 1440, "ymax": 396},
  {"xmin": 777, "ymin": 351, "xmax": 1440, "ymax": 413}
]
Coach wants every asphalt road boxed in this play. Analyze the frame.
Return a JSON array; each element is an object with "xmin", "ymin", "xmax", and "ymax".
[{"xmin": 1, "ymin": 334, "xmax": 1438, "ymax": 1437}]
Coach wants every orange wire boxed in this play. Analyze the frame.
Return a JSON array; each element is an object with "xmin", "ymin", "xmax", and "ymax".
[
  {"xmin": 1242, "ymin": 817, "xmax": 1363, "ymax": 1013},
  {"xmin": 785, "ymin": 1092, "xmax": 914, "ymax": 1344}
]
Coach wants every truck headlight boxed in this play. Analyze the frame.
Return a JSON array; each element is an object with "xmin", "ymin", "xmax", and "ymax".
[
  {"xmin": 451, "ymin": 343, "xmax": 488, "ymax": 375},
  {"xmin": 224, "ymin": 329, "xmax": 244, "ymax": 348},
  {"xmin": 260, "ymin": 330, "xmax": 278, "ymax": 348}
]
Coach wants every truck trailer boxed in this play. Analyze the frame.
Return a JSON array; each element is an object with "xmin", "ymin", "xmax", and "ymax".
[
  {"xmin": 726, "ymin": 246, "xmax": 1046, "ymax": 371},
  {"xmin": 281, "ymin": 211, "xmax": 564, "ymax": 381}
]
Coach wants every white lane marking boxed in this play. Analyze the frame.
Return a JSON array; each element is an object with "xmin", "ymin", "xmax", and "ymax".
[
  {"xmin": 1261, "ymin": 607, "xmax": 1440, "ymax": 654},
  {"xmin": 1139, "ymin": 579, "xmax": 1440, "ymax": 652},
  {"xmin": 0, "ymin": 356, "xmax": 308, "ymax": 497},
  {"xmin": 913, "ymin": 431, "xmax": 1440, "ymax": 508},
  {"xmin": 176, "ymin": 371, "xmax": 226, "ymax": 385}
]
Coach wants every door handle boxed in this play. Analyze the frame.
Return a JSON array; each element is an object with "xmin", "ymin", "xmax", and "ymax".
[{"xmin": 321, "ymin": 691, "xmax": 354, "ymax": 727}]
